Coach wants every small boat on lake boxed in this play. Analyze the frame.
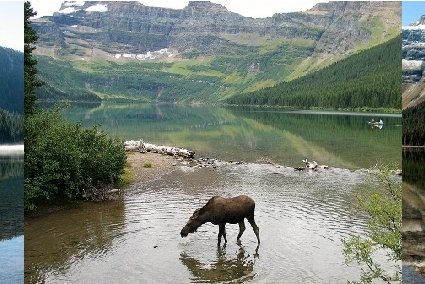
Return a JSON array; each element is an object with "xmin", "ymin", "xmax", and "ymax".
[{"xmin": 368, "ymin": 119, "xmax": 383, "ymax": 125}]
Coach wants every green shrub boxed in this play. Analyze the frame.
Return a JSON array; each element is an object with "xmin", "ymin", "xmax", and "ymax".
[
  {"xmin": 24, "ymin": 110, "xmax": 126, "ymax": 211},
  {"xmin": 143, "ymin": 162, "xmax": 152, "ymax": 168}
]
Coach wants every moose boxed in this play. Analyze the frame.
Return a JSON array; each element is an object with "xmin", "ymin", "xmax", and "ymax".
[{"xmin": 180, "ymin": 195, "xmax": 260, "ymax": 245}]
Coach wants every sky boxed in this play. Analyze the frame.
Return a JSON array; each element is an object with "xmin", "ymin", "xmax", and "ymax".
[
  {"xmin": 403, "ymin": 1, "xmax": 425, "ymax": 26},
  {"xmin": 29, "ymin": 0, "xmax": 331, "ymax": 19},
  {"xmin": 0, "ymin": 1, "xmax": 23, "ymax": 51}
]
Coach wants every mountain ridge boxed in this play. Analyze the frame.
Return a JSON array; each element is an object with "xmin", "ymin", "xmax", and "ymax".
[{"xmin": 32, "ymin": 1, "xmax": 400, "ymax": 104}]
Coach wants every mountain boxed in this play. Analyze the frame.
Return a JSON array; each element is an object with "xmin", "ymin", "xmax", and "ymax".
[
  {"xmin": 0, "ymin": 47, "xmax": 24, "ymax": 113},
  {"xmin": 402, "ymin": 16, "xmax": 425, "ymax": 146},
  {"xmin": 227, "ymin": 36, "xmax": 401, "ymax": 110},
  {"xmin": 32, "ymin": 1, "xmax": 400, "ymax": 103}
]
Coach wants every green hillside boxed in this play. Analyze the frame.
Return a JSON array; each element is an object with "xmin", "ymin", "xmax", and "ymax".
[
  {"xmin": 227, "ymin": 36, "xmax": 401, "ymax": 110},
  {"xmin": 35, "ymin": 38, "xmax": 316, "ymax": 103},
  {"xmin": 0, "ymin": 47, "xmax": 24, "ymax": 113},
  {"xmin": 0, "ymin": 47, "xmax": 24, "ymax": 143}
]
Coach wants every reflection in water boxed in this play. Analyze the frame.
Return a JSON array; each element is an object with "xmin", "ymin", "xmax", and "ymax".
[
  {"xmin": 180, "ymin": 243, "xmax": 258, "ymax": 283},
  {"xmin": 0, "ymin": 236, "xmax": 24, "ymax": 283},
  {"xmin": 0, "ymin": 155, "xmax": 24, "ymax": 283},
  {"xmin": 0, "ymin": 156, "xmax": 23, "ymax": 240},
  {"xmin": 24, "ymin": 163, "xmax": 398, "ymax": 283},
  {"xmin": 25, "ymin": 201, "xmax": 125, "ymax": 283},
  {"xmin": 61, "ymin": 103, "xmax": 401, "ymax": 169},
  {"xmin": 403, "ymin": 148, "xmax": 425, "ymax": 281}
]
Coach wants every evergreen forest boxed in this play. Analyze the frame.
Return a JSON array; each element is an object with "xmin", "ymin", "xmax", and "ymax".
[
  {"xmin": 0, "ymin": 46, "xmax": 24, "ymax": 143},
  {"xmin": 227, "ymin": 36, "xmax": 401, "ymax": 111},
  {"xmin": 403, "ymin": 101, "xmax": 425, "ymax": 146}
]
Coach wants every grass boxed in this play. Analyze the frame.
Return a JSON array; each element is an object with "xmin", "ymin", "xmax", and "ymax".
[
  {"xmin": 143, "ymin": 162, "xmax": 152, "ymax": 168},
  {"xmin": 116, "ymin": 159, "xmax": 133, "ymax": 188}
]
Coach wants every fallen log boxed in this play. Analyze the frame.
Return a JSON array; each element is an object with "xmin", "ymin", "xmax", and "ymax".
[{"xmin": 124, "ymin": 140, "xmax": 195, "ymax": 159}]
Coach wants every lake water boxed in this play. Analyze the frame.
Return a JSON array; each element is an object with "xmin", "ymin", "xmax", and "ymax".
[
  {"xmin": 60, "ymin": 103, "xmax": 402, "ymax": 169},
  {"xmin": 403, "ymin": 147, "xmax": 425, "ymax": 283},
  {"xmin": 25, "ymin": 104, "xmax": 402, "ymax": 283},
  {"xmin": 0, "ymin": 154, "xmax": 24, "ymax": 283}
]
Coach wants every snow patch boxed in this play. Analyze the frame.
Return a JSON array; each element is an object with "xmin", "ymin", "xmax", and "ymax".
[
  {"xmin": 58, "ymin": 7, "xmax": 77, "ymax": 14},
  {"xmin": 402, "ymin": 59, "xmax": 424, "ymax": 70},
  {"xmin": 115, "ymin": 48, "xmax": 172, "ymax": 61},
  {"xmin": 403, "ymin": 25, "xmax": 425, "ymax": 30},
  {"xmin": 64, "ymin": 1, "xmax": 85, "ymax": 7},
  {"xmin": 85, "ymin": 4, "xmax": 108, "ymax": 12}
]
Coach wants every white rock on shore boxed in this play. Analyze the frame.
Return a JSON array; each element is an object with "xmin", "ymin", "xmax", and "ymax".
[{"xmin": 124, "ymin": 140, "xmax": 195, "ymax": 159}]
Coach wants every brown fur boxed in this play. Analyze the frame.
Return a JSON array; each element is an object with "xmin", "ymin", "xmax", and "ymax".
[{"xmin": 180, "ymin": 195, "xmax": 260, "ymax": 245}]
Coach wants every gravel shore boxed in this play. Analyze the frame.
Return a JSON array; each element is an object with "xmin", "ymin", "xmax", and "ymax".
[{"xmin": 126, "ymin": 152, "xmax": 180, "ymax": 184}]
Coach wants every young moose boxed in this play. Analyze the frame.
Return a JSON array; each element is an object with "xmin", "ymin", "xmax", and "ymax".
[{"xmin": 180, "ymin": 195, "xmax": 260, "ymax": 245}]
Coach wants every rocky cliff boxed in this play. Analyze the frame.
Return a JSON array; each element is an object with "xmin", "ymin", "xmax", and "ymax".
[
  {"xmin": 31, "ymin": 1, "xmax": 400, "ymax": 103},
  {"xmin": 403, "ymin": 15, "xmax": 425, "ymax": 109},
  {"xmin": 33, "ymin": 1, "xmax": 399, "ymax": 57}
]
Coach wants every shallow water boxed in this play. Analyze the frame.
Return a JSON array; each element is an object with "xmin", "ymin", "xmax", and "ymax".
[
  {"xmin": 403, "ymin": 148, "xmax": 425, "ymax": 283},
  {"xmin": 25, "ymin": 163, "xmax": 398, "ymax": 283},
  {"xmin": 0, "ymin": 236, "xmax": 24, "ymax": 283},
  {"xmin": 0, "ymin": 155, "xmax": 24, "ymax": 282}
]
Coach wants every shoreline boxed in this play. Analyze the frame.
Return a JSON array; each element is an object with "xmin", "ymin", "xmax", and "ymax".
[
  {"xmin": 126, "ymin": 151, "xmax": 181, "ymax": 185},
  {"xmin": 24, "ymin": 151, "xmax": 182, "ymax": 218},
  {"xmin": 0, "ymin": 145, "xmax": 24, "ymax": 156}
]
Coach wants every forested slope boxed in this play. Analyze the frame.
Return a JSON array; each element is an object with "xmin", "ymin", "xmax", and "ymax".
[
  {"xmin": 403, "ymin": 101, "xmax": 425, "ymax": 146},
  {"xmin": 0, "ymin": 47, "xmax": 23, "ymax": 113},
  {"xmin": 227, "ymin": 36, "xmax": 401, "ymax": 110},
  {"xmin": 0, "ymin": 47, "xmax": 24, "ymax": 143}
]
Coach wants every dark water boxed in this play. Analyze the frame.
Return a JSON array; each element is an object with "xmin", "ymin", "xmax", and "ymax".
[
  {"xmin": 25, "ymin": 164, "xmax": 400, "ymax": 283},
  {"xmin": 61, "ymin": 103, "xmax": 402, "ymax": 169},
  {"xmin": 0, "ymin": 153, "xmax": 24, "ymax": 283},
  {"xmin": 403, "ymin": 148, "xmax": 425, "ymax": 283}
]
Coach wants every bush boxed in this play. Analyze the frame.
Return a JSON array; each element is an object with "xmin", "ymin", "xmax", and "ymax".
[
  {"xmin": 24, "ymin": 110, "xmax": 127, "ymax": 211},
  {"xmin": 342, "ymin": 164, "xmax": 401, "ymax": 284}
]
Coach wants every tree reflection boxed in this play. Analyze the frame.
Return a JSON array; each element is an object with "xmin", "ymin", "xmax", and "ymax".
[
  {"xmin": 180, "ymin": 243, "xmax": 258, "ymax": 283},
  {"xmin": 25, "ymin": 201, "xmax": 125, "ymax": 283},
  {"xmin": 403, "ymin": 148, "xmax": 425, "ymax": 278},
  {"xmin": 0, "ymin": 157, "xmax": 23, "ymax": 240}
]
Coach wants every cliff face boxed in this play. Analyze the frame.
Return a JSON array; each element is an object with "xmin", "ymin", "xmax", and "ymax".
[
  {"xmin": 402, "ymin": 15, "xmax": 425, "ymax": 109},
  {"xmin": 32, "ymin": 1, "xmax": 400, "ymax": 57},
  {"xmin": 31, "ymin": 1, "xmax": 400, "ymax": 103}
]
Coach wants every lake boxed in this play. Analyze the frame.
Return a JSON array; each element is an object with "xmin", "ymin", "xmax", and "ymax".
[
  {"xmin": 403, "ymin": 147, "xmax": 425, "ymax": 283},
  {"xmin": 60, "ymin": 103, "xmax": 402, "ymax": 169},
  {"xmin": 0, "ymin": 153, "xmax": 24, "ymax": 283},
  {"xmin": 25, "ymin": 103, "xmax": 402, "ymax": 283}
]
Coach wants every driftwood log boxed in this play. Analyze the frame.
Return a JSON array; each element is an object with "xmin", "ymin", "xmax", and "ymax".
[{"xmin": 124, "ymin": 140, "xmax": 195, "ymax": 159}]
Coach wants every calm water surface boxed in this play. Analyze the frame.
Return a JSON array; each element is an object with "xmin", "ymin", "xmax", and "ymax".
[
  {"xmin": 0, "ymin": 153, "xmax": 24, "ymax": 283},
  {"xmin": 61, "ymin": 103, "xmax": 402, "ymax": 169},
  {"xmin": 26, "ymin": 164, "xmax": 393, "ymax": 283},
  {"xmin": 403, "ymin": 148, "xmax": 425, "ymax": 283},
  {"xmin": 25, "ymin": 104, "xmax": 401, "ymax": 283}
]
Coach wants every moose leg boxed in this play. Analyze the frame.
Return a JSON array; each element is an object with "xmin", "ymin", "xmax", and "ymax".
[
  {"xmin": 248, "ymin": 217, "xmax": 260, "ymax": 244},
  {"xmin": 218, "ymin": 223, "xmax": 227, "ymax": 246},
  {"xmin": 237, "ymin": 220, "xmax": 246, "ymax": 241}
]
